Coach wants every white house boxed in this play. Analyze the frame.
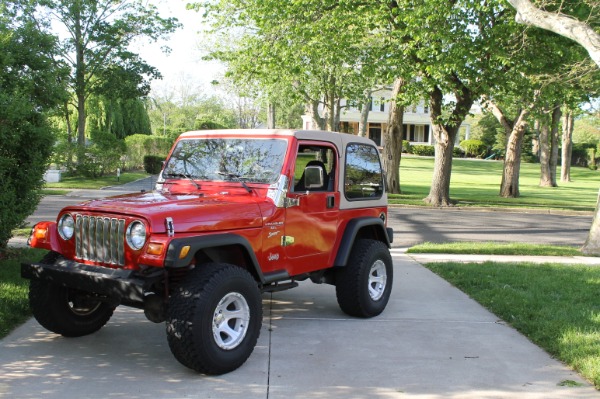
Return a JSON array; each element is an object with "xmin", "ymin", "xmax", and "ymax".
[{"xmin": 301, "ymin": 88, "xmax": 471, "ymax": 147}]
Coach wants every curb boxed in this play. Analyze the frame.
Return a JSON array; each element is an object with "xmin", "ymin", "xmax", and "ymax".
[{"xmin": 388, "ymin": 203, "xmax": 594, "ymax": 217}]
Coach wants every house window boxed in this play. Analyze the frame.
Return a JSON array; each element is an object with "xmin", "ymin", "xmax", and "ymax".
[
  {"xmin": 371, "ymin": 97, "xmax": 385, "ymax": 112},
  {"xmin": 415, "ymin": 125, "xmax": 425, "ymax": 142},
  {"xmin": 369, "ymin": 125, "xmax": 382, "ymax": 146}
]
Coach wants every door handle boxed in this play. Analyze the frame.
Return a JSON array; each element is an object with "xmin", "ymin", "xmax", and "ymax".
[{"xmin": 326, "ymin": 195, "xmax": 335, "ymax": 209}]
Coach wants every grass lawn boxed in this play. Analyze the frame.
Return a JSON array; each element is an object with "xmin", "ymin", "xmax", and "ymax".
[
  {"xmin": 426, "ymin": 261, "xmax": 600, "ymax": 388},
  {"xmin": 407, "ymin": 241, "xmax": 583, "ymax": 256},
  {"xmin": 391, "ymin": 156, "xmax": 600, "ymax": 211},
  {"xmin": 45, "ymin": 171, "xmax": 149, "ymax": 189},
  {"xmin": 0, "ymin": 248, "xmax": 47, "ymax": 339}
]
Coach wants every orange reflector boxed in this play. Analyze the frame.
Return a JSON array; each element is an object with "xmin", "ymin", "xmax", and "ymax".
[
  {"xmin": 146, "ymin": 243, "xmax": 164, "ymax": 256},
  {"xmin": 34, "ymin": 228, "xmax": 47, "ymax": 240},
  {"xmin": 179, "ymin": 245, "xmax": 191, "ymax": 259}
]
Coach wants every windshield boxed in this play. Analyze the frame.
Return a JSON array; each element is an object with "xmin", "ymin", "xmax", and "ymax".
[{"xmin": 163, "ymin": 138, "xmax": 288, "ymax": 184}]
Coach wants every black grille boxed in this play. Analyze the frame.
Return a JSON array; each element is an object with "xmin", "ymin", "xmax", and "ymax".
[{"xmin": 75, "ymin": 215, "xmax": 125, "ymax": 266}]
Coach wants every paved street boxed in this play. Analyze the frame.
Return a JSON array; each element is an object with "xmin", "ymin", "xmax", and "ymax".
[{"xmin": 387, "ymin": 207, "xmax": 592, "ymax": 248}]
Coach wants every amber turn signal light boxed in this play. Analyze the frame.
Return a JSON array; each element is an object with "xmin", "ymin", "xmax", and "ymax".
[
  {"xmin": 179, "ymin": 245, "xmax": 191, "ymax": 259},
  {"xmin": 33, "ymin": 227, "xmax": 47, "ymax": 240},
  {"xmin": 146, "ymin": 243, "xmax": 164, "ymax": 256}
]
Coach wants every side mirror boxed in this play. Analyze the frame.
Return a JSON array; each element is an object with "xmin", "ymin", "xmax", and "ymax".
[{"xmin": 304, "ymin": 165, "xmax": 324, "ymax": 189}]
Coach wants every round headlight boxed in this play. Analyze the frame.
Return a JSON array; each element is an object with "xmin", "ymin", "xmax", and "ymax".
[
  {"xmin": 58, "ymin": 214, "xmax": 75, "ymax": 240},
  {"xmin": 126, "ymin": 221, "xmax": 147, "ymax": 250}
]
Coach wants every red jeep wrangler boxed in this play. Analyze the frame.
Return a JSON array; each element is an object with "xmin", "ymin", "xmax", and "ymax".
[{"xmin": 22, "ymin": 129, "xmax": 394, "ymax": 374}]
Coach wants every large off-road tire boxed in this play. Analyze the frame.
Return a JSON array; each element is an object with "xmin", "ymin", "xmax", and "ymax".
[
  {"xmin": 166, "ymin": 263, "xmax": 262, "ymax": 375},
  {"xmin": 29, "ymin": 252, "xmax": 116, "ymax": 337},
  {"xmin": 335, "ymin": 239, "xmax": 393, "ymax": 318}
]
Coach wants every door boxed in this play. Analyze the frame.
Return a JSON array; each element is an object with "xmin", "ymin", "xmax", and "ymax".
[{"xmin": 284, "ymin": 143, "xmax": 339, "ymax": 275}]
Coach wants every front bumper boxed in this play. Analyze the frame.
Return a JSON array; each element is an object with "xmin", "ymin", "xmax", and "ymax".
[{"xmin": 21, "ymin": 259, "xmax": 157, "ymax": 307}]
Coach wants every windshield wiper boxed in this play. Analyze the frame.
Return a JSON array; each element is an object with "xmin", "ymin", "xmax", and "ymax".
[
  {"xmin": 216, "ymin": 171, "xmax": 252, "ymax": 194},
  {"xmin": 163, "ymin": 173, "xmax": 201, "ymax": 190}
]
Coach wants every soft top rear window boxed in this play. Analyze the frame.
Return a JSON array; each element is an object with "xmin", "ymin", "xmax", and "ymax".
[{"xmin": 344, "ymin": 143, "xmax": 383, "ymax": 200}]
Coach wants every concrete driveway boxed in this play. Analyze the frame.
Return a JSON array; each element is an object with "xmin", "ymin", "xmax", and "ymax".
[{"xmin": 1, "ymin": 251, "xmax": 596, "ymax": 399}]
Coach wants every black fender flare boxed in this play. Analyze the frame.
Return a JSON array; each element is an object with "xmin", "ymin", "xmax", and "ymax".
[
  {"xmin": 334, "ymin": 217, "xmax": 393, "ymax": 267},
  {"xmin": 164, "ymin": 233, "xmax": 266, "ymax": 284}
]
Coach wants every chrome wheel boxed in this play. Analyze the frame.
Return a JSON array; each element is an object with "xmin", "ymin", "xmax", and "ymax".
[
  {"xmin": 368, "ymin": 260, "xmax": 387, "ymax": 301},
  {"xmin": 68, "ymin": 293, "xmax": 103, "ymax": 316},
  {"xmin": 212, "ymin": 292, "xmax": 251, "ymax": 350}
]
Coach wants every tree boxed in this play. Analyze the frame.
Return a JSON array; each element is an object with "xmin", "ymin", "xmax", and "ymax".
[
  {"xmin": 561, "ymin": 106, "xmax": 575, "ymax": 182},
  {"xmin": 382, "ymin": 1, "xmax": 515, "ymax": 206},
  {"xmin": 504, "ymin": 0, "xmax": 600, "ymax": 254},
  {"xmin": 196, "ymin": 0, "xmax": 390, "ymax": 132},
  {"xmin": 383, "ymin": 78, "xmax": 406, "ymax": 194},
  {"xmin": 35, "ymin": 0, "xmax": 179, "ymax": 148},
  {"xmin": 0, "ymin": 1, "xmax": 67, "ymax": 249},
  {"xmin": 507, "ymin": 0, "xmax": 600, "ymax": 68},
  {"xmin": 538, "ymin": 101, "xmax": 561, "ymax": 187}
]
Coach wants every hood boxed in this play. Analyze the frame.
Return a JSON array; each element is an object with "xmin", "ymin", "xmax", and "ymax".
[{"xmin": 62, "ymin": 191, "xmax": 264, "ymax": 234}]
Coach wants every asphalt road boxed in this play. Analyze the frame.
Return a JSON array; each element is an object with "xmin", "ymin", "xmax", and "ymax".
[
  {"xmin": 387, "ymin": 207, "xmax": 592, "ymax": 248},
  {"xmin": 29, "ymin": 187, "xmax": 593, "ymax": 248}
]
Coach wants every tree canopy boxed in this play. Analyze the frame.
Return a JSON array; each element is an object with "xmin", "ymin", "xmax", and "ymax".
[{"xmin": 34, "ymin": 0, "xmax": 180, "ymax": 146}]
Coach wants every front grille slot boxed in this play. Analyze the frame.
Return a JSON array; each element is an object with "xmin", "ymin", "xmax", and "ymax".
[{"xmin": 75, "ymin": 215, "xmax": 125, "ymax": 266}]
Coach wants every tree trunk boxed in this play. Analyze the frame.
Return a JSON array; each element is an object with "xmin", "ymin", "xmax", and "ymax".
[
  {"xmin": 424, "ymin": 85, "xmax": 471, "ymax": 206},
  {"xmin": 549, "ymin": 102, "xmax": 561, "ymax": 186},
  {"xmin": 539, "ymin": 119, "xmax": 552, "ymax": 187},
  {"xmin": 358, "ymin": 89, "xmax": 371, "ymax": 137},
  {"xmin": 500, "ymin": 125, "xmax": 526, "ymax": 197},
  {"xmin": 499, "ymin": 110, "xmax": 530, "ymax": 198},
  {"xmin": 267, "ymin": 102, "xmax": 276, "ymax": 128},
  {"xmin": 425, "ymin": 126, "xmax": 456, "ymax": 206},
  {"xmin": 75, "ymin": 6, "xmax": 86, "ymax": 148},
  {"xmin": 383, "ymin": 78, "xmax": 405, "ymax": 194},
  {"xmin": 531, "ymin": 119, "xmax": 540, "ymax": 161},
  {"xmin": 482, "ymin": 99, "xmax": 531, "ymax": 198},
  {"xmin": 333, "ymin": 98, "xmax": 341, "ymax": 131},
  {"xmin": 582, "ymin": 189, "xmax": 600, "ymax": 255},
  {"xmin": 561, "ymin": 109, "xmax": 574, "ymax": 182},
  {"xmin": 308, "ymin": 100, "xmax": 326, "ymax": 130}
]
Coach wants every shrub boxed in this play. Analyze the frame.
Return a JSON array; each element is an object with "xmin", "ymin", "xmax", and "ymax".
[
  {"xmin": 410, "ymin": 145, "xmax": 435, "ymax": 156},
  {"xmin": 460, "ymin": 139, "xmax": 487, "ymax": 158},
  {"xmin": 124, "ymin": 134, "xmax": 173, "ymax": 170},
  {"xmin": 0, "ymin": 21, "xmax": 68, "ymax": 249},
  {"xmin": 77, "ymin": 132, "xmax": 126, "ymax": 178},
  {"xmin": 402, "ymin": 140, "xmax": 411, "ymax": 153},
  {"xmin": 588, "ymin": 148, "xmax": 597, "ymax": 169},
  {"xmin": 0, "ymin": 96, "xmax": 55, "ymax": 248},
  {"xmin": 572, "ymin": 143, "xmax": 595, "ymax": 167},
  {"xmin": 194, "ymin": 118, "xmax": 227, "ymax": 130},
  {"xmin": 143, "ymin": 155, "xmax": 164, "ymax": 174}
]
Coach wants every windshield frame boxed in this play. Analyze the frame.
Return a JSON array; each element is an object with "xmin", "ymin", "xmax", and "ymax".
[{"xmin": 162, "ymin": 137, "xmax": 289, "ymax": 186}]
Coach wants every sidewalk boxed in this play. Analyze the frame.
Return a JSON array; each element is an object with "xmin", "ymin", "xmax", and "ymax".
[
  {"xmin": 400, "ymin": 251, "xmax": 600, "ymax": 266},
  {"xmin": 1, "ymin": 252, "xmax": 597, "ymax": 398}
]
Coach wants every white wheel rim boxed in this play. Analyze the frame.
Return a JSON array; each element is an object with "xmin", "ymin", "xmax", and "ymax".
[
  {"xmin": 368, "ymin": 260, "xmax": 387, "ymax": 301},
  {"xmin": 212, "ymin": 292, "xmax": 250, "ymax": 350}
]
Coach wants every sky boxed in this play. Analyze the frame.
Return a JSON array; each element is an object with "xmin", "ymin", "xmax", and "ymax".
[{"xmin": 133, "ymin": 0, "xmax": 224, "ymax": 98}]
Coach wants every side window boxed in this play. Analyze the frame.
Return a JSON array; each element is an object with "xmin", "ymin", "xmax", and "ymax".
[
  {"xmin": 293, "ymin": 144, "xmax": 336, "ymax": 192},
  {"xmin": 344, "ymin": 143, "xmax": 384, "ymax": 200}
]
